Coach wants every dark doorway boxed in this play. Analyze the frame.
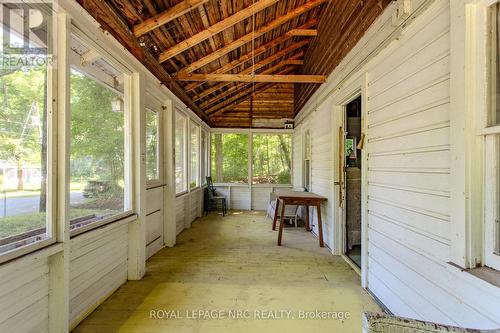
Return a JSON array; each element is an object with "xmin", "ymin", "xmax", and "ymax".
[{"xmin": 345, "ymin": 96, "xmax": 362, "ymax": 267}]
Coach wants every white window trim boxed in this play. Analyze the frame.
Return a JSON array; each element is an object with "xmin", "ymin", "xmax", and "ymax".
[
  {"xmin": 189, "ymin": 120, "xmax": 200, "ymax": 191},
  {"xmin": 210, "ymin": 128, "xmax": 294, "ymax": 186},
  {"xmin": 174, "ymin": 109, "xmax": 188, "ymax": 195},
  {"xmin": 68, "ymin": 30, "xmax": 134, "ymax": 236},
  {"xmin": 451, "ymin": 0, "xmax": 500, "ymax": 271},
  {"xmin": 145, "ymin": 107, "xmax": 162, "ymax": 186},
  {"xmin": 0, "ymin": 8, "xmax": 58, "ymax": 264}
]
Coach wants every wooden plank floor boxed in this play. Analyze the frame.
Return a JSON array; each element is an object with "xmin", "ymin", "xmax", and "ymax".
[{"xmin": 73, "ymin": 211, "xmax": 380, "ymax": 332}]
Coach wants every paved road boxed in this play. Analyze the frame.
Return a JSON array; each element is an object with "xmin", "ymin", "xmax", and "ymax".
[{"xmin": 0, "ymin": 192, "xmax": 85, "ymax": 217}]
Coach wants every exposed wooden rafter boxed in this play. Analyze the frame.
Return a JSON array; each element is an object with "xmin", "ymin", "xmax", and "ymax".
[
  {"xmin": 77, "ymin": 0, "xmax": 208, "ymax": 122},
  {"xmin": 197, "ymin": 52, "xmax": 305, "ymax": 106},
  {"xmin": 158, "ymin": 0, "xmax": 279, "ymax": 63},
  {"xmin": 177, "ymin": 73, "xmax": 326, "ymax": 83},
  {"xmin": 177, "ymin": 0, "xmax": 327, "ymax": 75},
  {"xmin": 206, "ymin": 67, "xmax": 296, "ymax": 115},
  {"xmin": 182, "ymin": 19, "xmax": 318, "ymax": 92},
  {"xmin": 133, "ymin": 0, "xmax": 209, "ymax": 37},
  {"xmin": 192, "ymin": 40, "xmax": 310, "ymax": 102}
]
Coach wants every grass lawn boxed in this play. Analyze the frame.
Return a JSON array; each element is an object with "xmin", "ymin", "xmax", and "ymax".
[{"xmin": 0, "ymin": 208, "xmax": 118, "ymax": 238}]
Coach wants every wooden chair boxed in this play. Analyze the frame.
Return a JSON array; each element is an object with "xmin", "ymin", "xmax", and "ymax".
[{"xmin": 205, "ymin": 176, "xmax": 227, "ymax": 216}]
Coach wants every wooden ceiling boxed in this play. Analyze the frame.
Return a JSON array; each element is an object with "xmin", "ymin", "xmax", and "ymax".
[{"xmin": 77, "ymin": 0, "xmax": 390, "ymax": 128}]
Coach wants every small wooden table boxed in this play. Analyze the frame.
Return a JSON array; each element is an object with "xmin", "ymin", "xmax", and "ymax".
[{"xmin": 272, "ymin": 190, "xmax": 328, "ymax": 247}]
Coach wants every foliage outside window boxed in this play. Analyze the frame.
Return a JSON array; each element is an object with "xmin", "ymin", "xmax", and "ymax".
[
  {"xmin": 69, "ymin": 66, "xmax": 128, "ymax": 231},
  {"xmin": 252, "ymin": 134, "xmax": 292, "ymax": 185},
  {"xmin": 211, "ymin": 133, "xmax": 248, "ymax": 184},
  {"xmin": 0, "ymin": 4, "xmax": 52, "ymax": 254},
  {"xmin": 146, "ymin": 109, "xmax": 159, "ymax": 181},
  {"xmin": 201, "ymin": 129, "xmax": 207, "ymax": 185},
  {"xmin": 190, "ymin": 121, "xmax": 199, "ymax": 190},
  {"xmin": 175, "ymin": 111, "xmax": 187, "ymax": 194}
]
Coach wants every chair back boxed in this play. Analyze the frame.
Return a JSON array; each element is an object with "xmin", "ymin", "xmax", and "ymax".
[{"xmin": 206, "ymin": 176, "xmax": 216, "ymax": 193}]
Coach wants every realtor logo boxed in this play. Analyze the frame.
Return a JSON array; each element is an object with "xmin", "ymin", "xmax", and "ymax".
[
  {"xmin": 1, "ymin": 1, "xmax": 51, "ymax": 53},
  {"xmin": 0, "ymin": 1, "xmax": 52, "ymax": 67}
]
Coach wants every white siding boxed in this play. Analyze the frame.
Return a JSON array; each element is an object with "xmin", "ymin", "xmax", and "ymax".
[
  {"xmin": 364, "ymin": 2, "xmax": 500, "ymax": 327},
  {"xmin": 0, "ymin": 257, "xmax": 49, "ymax": 332},
  {"xmin": 69, "ymin": 223, "xmax": 128, "ymax": 327},
  {"xmin": 146, "ymin": 187, "xmax": 164, "ymax": 258},
  {"xmin": 295, "ymin": 0, "xmax": 500, "ymax": 328},
  {"xmin": 175, "ymin": 189, "xmax": 204, "ymax": 236},
  {"xmin": 292, "ymin": 125, "xmax": 303, "ymax": 188}
]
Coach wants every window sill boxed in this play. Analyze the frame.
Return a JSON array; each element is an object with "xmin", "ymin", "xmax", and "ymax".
[
  {"xmin": 448, "ymin": 262, "xmax": 500, "ymax": 288},
  {"xmin": 0, "ymin": 240, "xmax": 62, "ymax": 267},
  {"xmin": 176, "ymin": 191, "xmax": 188, "ymax": 198},
  {"xmin": 70, "ymin": 212, "xmax": 136, "ymax": 238},
  {"xmin": 466, "ymin": 266, "xmax": 500, "ymax": 288}
]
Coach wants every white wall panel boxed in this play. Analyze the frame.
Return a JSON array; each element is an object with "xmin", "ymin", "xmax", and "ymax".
[
  {"xmin": 0, "ymin": 258, "xmax": 49, "ymax": 332},
  {"xmin": 363, "ymin": 1, "xmax": 500, "ymax": 328},
  {"xmin": 69, "ymin": 223, "xmax": 128, "ymax": 327}
]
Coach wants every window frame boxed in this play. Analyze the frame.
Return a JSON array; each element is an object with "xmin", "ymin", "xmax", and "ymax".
[
  {"xmin": 0, "ymin": 5, "xmax": 57, "ymax": 264},
  {"xmin": 145, "ymin": 107, "xmax": 162, "ymax": 186},
  {"xmin": 251, "ymin": 132, "xmax": 293, "ymax": 186},
  {"xmin": 483, "ymin": 0, "xmax": 500, "ymax": 270},
  {"xmin": 452, "ymin": 0, "xmax": 500, "ymax": 271},
  {"xmin": 201, "ymin": 128, "xmax": 208, "ymax": 186},
  {"xmin": 210, "ymin": 128, "xmax": 293, "ymax": 186},
  {"xmin": 68, "ymin": 30, "xmax": 134, "ymax": 238},
  {"xmin": 303, "ymin": 128, "xmax": 312, "ymax": 191},
  {"xmin": 189, "ymin": 120, "xmax": 200, "ymax": 190},
  {"xmin": 174, "ymin": 109, "xmax": 188, "ymax": 195}
]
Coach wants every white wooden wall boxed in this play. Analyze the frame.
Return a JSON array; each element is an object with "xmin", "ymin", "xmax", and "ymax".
[
  {"xmin": 0, "ymin": 256, "xmax": 50, "ymax": 332},
  {"xmin": 294, "ymin": 0, "xmax": 500, "ymax": 328},
  {"xmin": 69, "ymin": 222, "xmax": 128, "ymax": 328},
  {"xmin": 175, "ymin": 188, "xmax": 204, "ymax": 235},
  {"xmin": 292, "ymin": 107, "xmax": 334, "ymax": 249},
  {"xmin": 364, "ymin": 1, "xmax": 500, "ymax": 327},
  {"xmin": 146, "ymin": 187, "xmax": 164, "ymax": 258},
  {"xmin": 213, "ymin": 185, "xmax": 293, "ymax": 211}
]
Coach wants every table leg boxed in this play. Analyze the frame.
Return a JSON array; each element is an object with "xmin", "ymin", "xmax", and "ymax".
[
  {"xmin": 317, "ymin": 203, "xmax": 324, "ymax": 247},
  {"xmin": 277, "ymin": 201, "xmax": 286, "ymax": 246},
  {"xmin": 272, "ymin": 198, "xmax": 280, "ymax": 231},
  {"xmin": 305, "ymin": 205, "xmax": 310, "ymax": 231}
]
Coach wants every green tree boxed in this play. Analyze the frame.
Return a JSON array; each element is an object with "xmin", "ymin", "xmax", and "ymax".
[{"xmin": 0, "ymin": 66, "xmax": 47, "ymax": 192}]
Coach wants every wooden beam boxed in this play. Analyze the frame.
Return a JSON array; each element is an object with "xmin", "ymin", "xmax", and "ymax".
[
  {"xmin": 133, "ymin": 0, "xmax": 209, "ymax": 37},
  {"xmin": 178, "ymin": 73, "xmax": 326, "ymax": 83},
  {"xmin": 206, "ymin": 67, "xmax": 296, "ymax": 115},
  {"xmin": 206, "ymin": 83, "xmax": 272, "ymax": 114},
  {"xmin": 192, "ymin": 41, "xmax": 308, "ymax": 102},
  {"xmin": 178, "ymin": 0, "xmax": 327, "ymax": 74},
  {"xmin": 182, "ymin": 19, "xmax": 318, "ymax": 92},
  {"xmin": 76, "ymin": 0, "xmax": 208, "ymax": 122},
  {"xmin": 197, "ymin": 53, "xmax": 303, "ymax": 107},
  {"xmin": 287, "ymin": 29, "xmax": 318, "ymax": 36},
  {"xmin": 158, "ymin": 0, "xmax": 279, "ymax": 62}
]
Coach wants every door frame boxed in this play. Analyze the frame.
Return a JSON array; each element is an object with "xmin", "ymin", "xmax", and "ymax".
[{"xmin": 331, "ymin": 73, "xmax": 369, "ymax": 288}]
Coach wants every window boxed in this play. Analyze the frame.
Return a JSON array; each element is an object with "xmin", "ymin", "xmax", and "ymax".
[
  {"xmin": 201, "ymin": 129, "xmax": 208, "ymax": 185},
  {"xmin": 211, "ymin": 133, "xmax": 248, "ymax": 183},
  {"xmin": 146, "ymin": 109, "xmax": 160, "ymax": 181},
  {"xmin": 175, "ymin": 111, "xmax": 187, "ymax": 194},
  {"xmin": 69, "ymin": 36, "xmax": 130, "ymax": 233},
  {"xmin": 303, "ymin": 129, "xmax": 311, "ymax": 191},
  {"xmin": 484, "ymin": 2, "xmax": 500, "ymax": 270},
  {"xmin": 190, "ymin": 121, "xmax": 200, "ymax": 190},
  {"xmin": 252, "ymin": 134, "xmax": 292, "ymax": 184},
  {"xmin": 0, "ymin": 3, "xmax": 53, "ymax": 257}
]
